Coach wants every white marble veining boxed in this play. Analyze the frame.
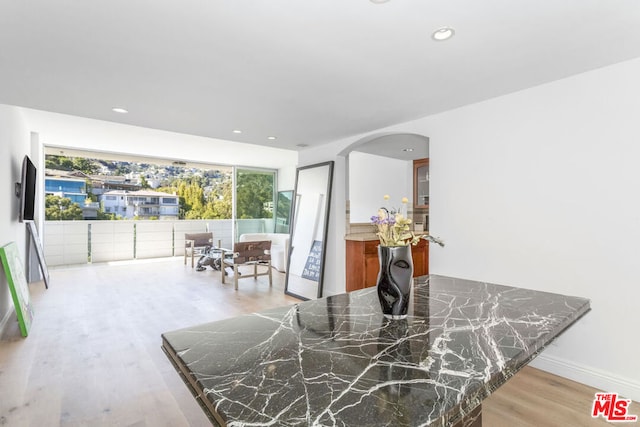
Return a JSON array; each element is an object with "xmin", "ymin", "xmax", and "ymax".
[{"xmin": 162, "ymin": 275, "xmax": 590, "ymax": 426}]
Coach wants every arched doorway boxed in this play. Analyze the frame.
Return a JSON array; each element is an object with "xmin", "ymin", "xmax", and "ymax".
[
  {"xmin": 337, "ymin": 132, "xmax": 430, "ymax": 292},
  {"xmin": 338, "ymin": 132, "xmax": 429, "ymax": 228}
]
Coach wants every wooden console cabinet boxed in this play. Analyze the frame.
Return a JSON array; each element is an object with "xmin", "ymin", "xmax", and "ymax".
[{"xmin": 345, "ymin": 238, "xmax": 428, "ymax": 292}]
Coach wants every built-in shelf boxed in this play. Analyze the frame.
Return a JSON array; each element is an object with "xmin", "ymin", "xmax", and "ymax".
[{"xmin": 413, "ymin": 158, "xmax": 429, "ymax": 209}]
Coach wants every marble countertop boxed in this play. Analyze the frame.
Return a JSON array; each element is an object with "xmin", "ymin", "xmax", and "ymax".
[
  {"xmin": 344, "ymin": 233, "xmax": 430, "ymax": 241},
  {"xmin": 162, "ymin": 275, "xmax": 590, "ymax": 426},
  {"xmin": 344, "ymin": 232, "xmax": 379, "ymax": 241}
]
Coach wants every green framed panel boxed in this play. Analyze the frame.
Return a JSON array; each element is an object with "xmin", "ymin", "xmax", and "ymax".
[{"xmin": 0, "ymin": 242, "xmax": 34, "ymax": 337}]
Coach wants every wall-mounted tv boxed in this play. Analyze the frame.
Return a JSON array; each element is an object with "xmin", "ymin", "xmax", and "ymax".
[{"xmin": 19, "ymin": 155, "xmax": 37, "ymax": 222}]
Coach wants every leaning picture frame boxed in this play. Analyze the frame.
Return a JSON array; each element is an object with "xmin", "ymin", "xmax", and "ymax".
[
  {"xmin": 26, "ymin": 221, "xmax": 50, "ymax": 289},
  {"xmin": 0, "ymin": 242, "xmax": 34, "ymax": 337}
]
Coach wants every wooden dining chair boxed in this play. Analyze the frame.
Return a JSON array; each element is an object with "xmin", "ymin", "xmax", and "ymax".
[
  {"xmin": 221, "ymin": 240, "xmax": 272, "ymax": 290},
  {"xmin": 184, "ymin": 232, "xmax": 214, "ymax": 268}
]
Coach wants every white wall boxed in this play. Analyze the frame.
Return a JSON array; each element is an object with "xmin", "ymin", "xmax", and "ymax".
[
  {"xmin": 278, "ymin": 165, "xmax": 297, "ymax": 191},
  {"xmin": 348, "ymin": 152, "xmax": 411, "ymax": 223},
  {"xmin": 303, "ymin": 57, "xmax": 640, "ymax": 400},
  {"xmin": 0, "ymin": 104, "xmax": 32, "ymax": 330},
  {"xmin": 420, "ymin": 58, "xmax": 640, "ymax": 401}
]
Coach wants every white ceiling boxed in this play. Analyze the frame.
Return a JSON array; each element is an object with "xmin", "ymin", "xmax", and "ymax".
[
  {"xmin": 352, "ymin": 134, "xmax": 429, "ymax": 161},
  {"xmin": 2, "ymin": 1, "xmax": 640, "ymax": 152}
]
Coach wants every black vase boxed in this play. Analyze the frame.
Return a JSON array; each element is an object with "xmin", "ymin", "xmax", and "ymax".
[{"xmin": 376, "ymin": 245, "xmax": 413, "ymax": 319}]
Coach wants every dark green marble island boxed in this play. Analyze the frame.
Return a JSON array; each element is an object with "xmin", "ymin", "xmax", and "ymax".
[{"xmin": 162, "ymin": 275, "xmax": 590, "ymax": 426}]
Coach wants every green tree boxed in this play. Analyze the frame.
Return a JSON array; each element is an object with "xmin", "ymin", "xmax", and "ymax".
[
  {"xmin": 85, "ymin": 180, "xmax": 98, "ymax": 202},
  {"xmin": 45, "ymin": 195, "xmax": 83, "ymax": 220},
  {"xmin": 72, "ymin": 157, "xmax": 99, "ymax": 174},
  {"xmin": 236, "ymin": 172, "xmax": 273, "ymax": 219},
  {"xmin": 202, "ymin": 180, "xmax": 232, "ymax": 219},
  {"xmin": 139, "ymin": 174, "xmax": 151, "ymax": 189},
  {"xmin": 45, "ymin": 158, "xmax": 59, "ymax": 170},
  {"xmin": 183, "ymin": 180, "xmax": 205, "ymax": 219},
  {"xmin": 45, "ymin": 155, "xmax": 98, "ymax": 174},
  {"xmin": 157, "ymin": 177, "xmax": 227, "ymax": 219},
  {"xmin": 45, "ymin": 155, "xmax": 74, "ymax": 171},
  {"xmin": 96, "ymin": 210, "xmax": 118, "ymax": 220}
]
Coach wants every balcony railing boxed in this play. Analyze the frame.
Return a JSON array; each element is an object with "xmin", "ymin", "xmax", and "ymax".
[{"xmin": 43, "ymin": 218, "xmax": 274, "ymax": 267}]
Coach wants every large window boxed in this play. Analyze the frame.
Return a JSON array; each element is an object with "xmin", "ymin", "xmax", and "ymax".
[{"xmin": 41, "ymin": 149, "xmax": 283, "ymax": 265}]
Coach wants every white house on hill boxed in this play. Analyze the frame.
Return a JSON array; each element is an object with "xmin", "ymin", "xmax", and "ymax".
[{"xmin": 101, "ymin": 190, "xmax": 179, "ymax": 220}]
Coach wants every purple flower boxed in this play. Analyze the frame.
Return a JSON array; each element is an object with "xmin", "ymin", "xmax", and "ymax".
[{"xmin": 371, "ymin": 211, "xmax": 395, "ymax": 226}]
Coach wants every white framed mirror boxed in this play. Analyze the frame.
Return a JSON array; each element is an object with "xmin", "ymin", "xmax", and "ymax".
[{"xmin": 285, "ymin": 161, "xmax": 334, "ymax": 300}]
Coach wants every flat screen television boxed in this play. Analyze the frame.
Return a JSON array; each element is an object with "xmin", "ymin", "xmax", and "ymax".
[{"xmin": 19, "ymin": 155, "xmax": 37, "ymax": 222}]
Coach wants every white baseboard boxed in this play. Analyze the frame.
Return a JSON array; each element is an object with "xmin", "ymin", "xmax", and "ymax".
[
  {"xmin": 0, "ymin": 308, "xmax": 14, "ymax": 336},
  {"xmin": 530, "ymin": 353, "xmax": 640, "ymax": 402}
]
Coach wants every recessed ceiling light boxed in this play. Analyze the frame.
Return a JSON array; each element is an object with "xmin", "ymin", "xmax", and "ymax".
[
  {"xmin": 402, "ymin": 148, "xmax": 414, "ymax": 152},
  {"xmin": 112, "ymin": 107, "xmax": 128, "ymax": 114},
  {"xmin": 296, "ymin": 143, "xmax": 309, "ymax": 148},
  {"xmin": 432, "ymin": 26, "xmax": 455, "ymax": 41},
  {"xmin": 267, "ymin": 136, "xmax": 277, "ymax": 140},
  {"xmin": 370, "ymin": 0, "xmax": 390, "ymax": 3},
  {"xmin": 232, "ymin": 129, "xmax": 242, "ymax": 134}
]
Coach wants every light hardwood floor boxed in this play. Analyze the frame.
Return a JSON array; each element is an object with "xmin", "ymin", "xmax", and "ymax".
[{"xmin": 0, "ymin": 258, "xmax": 637, "ymax": 426}]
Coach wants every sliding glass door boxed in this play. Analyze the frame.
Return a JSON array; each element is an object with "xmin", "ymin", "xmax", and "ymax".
[{"xmin": 234, "ymin": 168, "xmax": 276, "ymax": 240}]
